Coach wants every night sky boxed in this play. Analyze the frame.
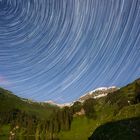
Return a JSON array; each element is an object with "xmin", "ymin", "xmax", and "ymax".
[{"xmin": 0, "ymin": 0, "xmax": 140, "ymax": 103}]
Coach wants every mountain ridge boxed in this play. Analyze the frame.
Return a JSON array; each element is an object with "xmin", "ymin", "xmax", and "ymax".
[
  {"xmin": 78, "ymin": 86, "xmax": 118, "ymax": 102},
  {"xmin": 44, "ymin": 86, "xmax": 118, "ymax": 107}
]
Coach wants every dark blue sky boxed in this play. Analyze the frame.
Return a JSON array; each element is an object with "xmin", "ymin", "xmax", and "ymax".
[{"xmin": 0, "ymin": 0, "xmax": 140, "ymax": 103}]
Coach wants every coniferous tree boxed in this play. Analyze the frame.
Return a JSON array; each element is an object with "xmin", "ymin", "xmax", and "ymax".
[
  {"xmin": 83, "ymin": 98, "xmax": 96, "ymax": 119},
  {"xmin": 135, "ymin": 80, "xmax": 140, "ymax": 103}
]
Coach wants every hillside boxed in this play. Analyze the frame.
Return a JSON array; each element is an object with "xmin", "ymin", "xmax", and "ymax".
[
  {"xmin": 58, "ymin": 78, "xmax": 140, "ymax": 140},
  {"xmin": 0, "ymin": 87, "xmax": 73, "ymax": 139},
  {"xmin": 0, "ymin": 78, "xmax": 140, "ymax": 139},
  {"xmin": 0, "ymin": 87, "xmax": 59, "ymax": 118}
]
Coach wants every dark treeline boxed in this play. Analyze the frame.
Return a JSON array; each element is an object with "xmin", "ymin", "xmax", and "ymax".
[
  {"xmin": 0, "ymin": 107, "xmax": 73, "ymax": 139},
  {"xmin": 0, "ymin": 99, "xmax": 97, "ymax": 138},
  {"xmin": 135, "ymin": 79, "xmax": 140, "ymax": 103}
]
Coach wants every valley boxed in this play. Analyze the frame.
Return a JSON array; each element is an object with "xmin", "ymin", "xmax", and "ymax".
[{"xmin": 0, "ymin": 78, "xmax": 140, "ymax": 140}]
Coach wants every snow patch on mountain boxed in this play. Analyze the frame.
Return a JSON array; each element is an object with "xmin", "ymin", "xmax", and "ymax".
[
  {"xmin": 79, "ymin": 86, "xmax": 118, "ymax": 101},
  {"xmin": 90, "ymin": 86, "xmax": 117, "ymax": 94},
  {"xmin": 45, "ymin": 100, "xmax": 73, "ymax": 108}
]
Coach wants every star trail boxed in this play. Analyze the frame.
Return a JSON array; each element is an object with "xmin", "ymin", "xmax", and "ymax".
[{"xmin": 0, "ymin": 0, "xmax": 140, "ymax": 103}]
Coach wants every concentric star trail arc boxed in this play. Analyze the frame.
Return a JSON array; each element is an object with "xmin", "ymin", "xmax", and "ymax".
[{"xmin": 0, "ymin": 0, "xmax": 140, "ymax": 103}]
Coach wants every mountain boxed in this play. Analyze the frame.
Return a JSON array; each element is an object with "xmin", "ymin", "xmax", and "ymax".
[
  {"xmin": 0, "ymin": 78, "xmax": 140, "ymax": 140},
  {"xmin": 58, "ymin": 78, "xmax": 140, "ymax": 139},
  {"xmin": 79, "ymin": 86, "xmax": 118, "ymax": 102},
  {"xmin": 45, "ymin": 100, "xmax": 73, "ymax": 108},
  {"xmin": 44, "ymin": 86, "xmax": 118, "ymax": 107}
]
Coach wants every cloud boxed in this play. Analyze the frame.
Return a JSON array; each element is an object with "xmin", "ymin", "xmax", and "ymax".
[
  {"xmin": 0, "ymin": 75, "xmax": 11, "ymax": 86},
  {"xmin": 54, "ymin": 96, "xmax": 65, "ymax": 103}
]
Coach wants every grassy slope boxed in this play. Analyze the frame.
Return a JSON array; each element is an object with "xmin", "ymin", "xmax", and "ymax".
[
  {"xmin": 0, "ymin": 87, "xmax": 58, "ymax": 136},
  {"xmin": 58, "ymin": 79, "xmax": 140, "ymax": 140},
  {"xmin": 0, "ymin": 87, "xmax": 58, "ymax": 118}
]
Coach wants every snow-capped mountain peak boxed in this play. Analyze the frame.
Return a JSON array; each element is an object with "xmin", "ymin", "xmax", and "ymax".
[
  {"xmin": 79, "ymin": 86, "xmax": 118, "ymax": 101},
  {"xmin": 45, "ymin": 86, "xmax": 118, "ymax": 107},
  {"xmin": 91, "ymin": 86, "xmax": 117, "ymax": 93}
]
